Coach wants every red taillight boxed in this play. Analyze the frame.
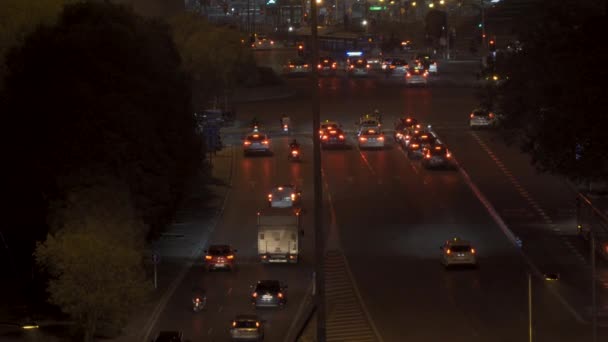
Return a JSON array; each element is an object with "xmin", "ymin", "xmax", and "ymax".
[
  {"xmin": 378, "ymin": 136, "xmax": 385, "ymax": 141},
  {"xmin": 205, "ymin": 255, "xmax": 212, "ymax": 260},
  {"xmin": 232, "ymin": 321, "xmax": 237, "ymax": 327},
  {"xmin": 283, "ymin": 124, "xmax": 288, "ymax": 129},
  {"xmin": 267, "ymin": 194, "xmax": 272, "ymax": 199},
  {"xmin": 405, "ymin": 135, "xmax": 411, "ymax": 140},
  {"xmin": 318, "ymin": 64, "xmax": 322, "ymax": 69},
  {"xmin": 446, "ymin": 152, "xmax": 451, "ymax": 158},
  {"xmin": 255, "ymin": 322, "xmax": 260, "ymax": 328},
  {"xmin": 446, "ymin": 248, "xmax": 451, "ymax": 254},
  {"xmin": 349, "ymin": 65, "xmax": 354, "ymax": 69},
  {"xmin": 425, "ymin": 154, "xmax": 431, "ymax": 159},
  {"xmin": 406, "ymin": 73, "xmax": 411, "ymax": 77},
  {"xmin": 244, "ymin": 141, "xmax": 252, "ymax": 146},
  {"xmin": 322, "ymin": 135, "xmax": 328, "ymax": 140},
  {"xmin": 423, "ymin": 72, "xmax": 428, "ymax": 77},
  {"xmin": 489, "ymin": 113, "xmax": 495, "ymax": 118},
  {"xmin": 366, "ymin": 64, "xmax": 370, "ymax": 69},
  {"xmin": 289, "ymin": 65, "xmax": 295, "ymax": 68},
  {"xmin": 291, "ymin": 193, "xmax": 296, "ymax": 201},
  {"xmin": 262, "ymin": 140, "xmax": 269, "ymax": 145},
  {"xmin": 278, "ymin": 292, "xmax": 284, "ymax": 298},
  {"xmin": 470, "ymin": 113, "xmax": 475, "ymax": 118},
  {"xmin": 292, "ymin": 150, "xmax": 298, "ymax": 155},
  {"xmin": 471, "ymin": 248, "xmax": 476, "ymax": 254},
  {"xmin": 195, "ymin": 297, "xmax": 200, "ymax": 303},
  {"xmin": 332, "ymin": 63, "xmax": 337, "ymax": 69},
  {"xmin": 359, "ymin": 137, "xmax": 367, "ymax": 141},
  {"xmin": 339, "ymin": 134, "xmax": 344, "ymax": 139},
  {"xmin": 252, "ymin": 292, "xmax": 258, "ymax": 298},
  {"xmin": 227, "ymin": 255, "xmax": 234, "ymax": 260},
  {"xmin": 411, "ymin": 143, "xmax": 419, "ymax": 148}
]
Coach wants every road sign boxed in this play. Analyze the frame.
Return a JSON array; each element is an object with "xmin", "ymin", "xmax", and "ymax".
[{"xmin": 203, "ymin": 124, "xmax": 222, "ymax": 151}]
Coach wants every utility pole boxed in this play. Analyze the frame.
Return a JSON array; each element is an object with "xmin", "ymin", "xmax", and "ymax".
[
  {"xmin": 528, "ymin": 272, "xmax": 533, "ymax": 342},
  {"xmin": 310, "ymin": 0, "xmax": 325, "ymax": 340},
  {"xmin": 480, "ymin": 0, "xmax": 486, "ymax": 66},
  {"xmin": 591, "ymin": 233, "xmax": 597, "ymax": 342}
]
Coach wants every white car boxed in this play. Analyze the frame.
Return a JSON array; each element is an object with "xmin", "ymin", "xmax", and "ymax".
[
  {"xmin": 469, "ymin": 108, "xmax": 496, "ymax": 129},
  {"xmin": 428, "ymin": 61, "xmax": 438, "ymax": 74},
  {"xmin": 440, "ymin": 238, "xmax": 477, "ymax": 268},
  {"xmin": 267, "ymin": 185, "xmax": 301, "ymax": 208},
  {"xmin": 347, "ymin": 59, "xmax": 370, "ymax": 76},
  {"xmin": 229, "ymin": 314, "xmax": 264, "ymax": 341},
  {"xmin": 243, "ymin": 133, "xmax": 271, "ymax": 156},
  {"xmin": 358, "ymin": 128, "xmax": 385, "ymax": 149}
]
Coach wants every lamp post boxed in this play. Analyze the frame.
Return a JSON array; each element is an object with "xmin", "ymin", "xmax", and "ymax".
[{"xmin": 310, "ymin": 0, "xmax": 325, "ymax": 341}]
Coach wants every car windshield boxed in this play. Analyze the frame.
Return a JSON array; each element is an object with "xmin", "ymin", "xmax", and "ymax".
[
  {"xmin": 473, "ymin": 110, "xmax": 491, "ymax": 117},
  {"xmin": 208, "ymin": 246, "xmax": 231, "ymax": 255},
  {"xmin": 429, "ymin": 147, "xmax": 448, "ymax": 156},
  {"xmin": 450, "ymin": 245, "xmax": 471, "ymax": 252},
  {"xmin": 235, "ymin": 320, "xmax": 258, "ymax": 328}
]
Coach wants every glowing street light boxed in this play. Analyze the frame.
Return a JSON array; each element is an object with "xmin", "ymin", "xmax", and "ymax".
[
  {"xmin": 411, "ymin": 1, "xmax": 416, "ymax": 6},
  {"xmin": 316, "ymin": 0, "xmax": 322, "ymax": 3},
  {"xmin": 428, "ymin": 2, "xmax": 434, "ymax": 7},
  {"xmin": 439, "ymin": 0, "xmax": 445, "ymax": 4}
]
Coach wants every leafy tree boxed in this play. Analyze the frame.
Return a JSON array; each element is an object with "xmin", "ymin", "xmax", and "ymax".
[
  {"xmin": 167, "ymin": 12, "xmax": 256, "ymax": 108},
  {"xmin": 494, "ymin": 0, "xmax": 608, "ymax": 182},
  {"xmin": 3, "ymin": 1, "xmax": 202, "ymax": 246},
  {"xmin": 0, "ymin": 0, "xmax": 76, "ymax": 88}
]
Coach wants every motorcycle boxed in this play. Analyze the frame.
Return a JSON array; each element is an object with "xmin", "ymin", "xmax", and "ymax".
[
  {"xmin": 192, "ymin": 296, "xmax": 207, "ymax": 312},
  {"xmin": 282, "ymin": 123, "xmax": 290, "ymax": 134},
  {"xmin": 288, "ymin": 147, "xmax": 301, "ymax": 161}
]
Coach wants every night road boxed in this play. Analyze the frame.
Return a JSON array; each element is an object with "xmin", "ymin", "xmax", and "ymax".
[{"xmin": 148, "ymin": 51, "xmax": 608, "ymax": 342}]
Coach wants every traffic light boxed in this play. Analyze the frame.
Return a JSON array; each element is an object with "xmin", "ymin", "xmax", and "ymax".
[
  {"xmin": 489, "ymin": 39, "xmax": 496, "ymax": 52},
  {"xmin": 297, "ymin": 44, "xmax": 304, "ymax": 56}
]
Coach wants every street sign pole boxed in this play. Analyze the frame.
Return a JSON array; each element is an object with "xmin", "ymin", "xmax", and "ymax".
[
  {"xmin": 152, "ymin": 253, "xmax": 159, "ymax": 290},
  {"xmin": 591, "ymin": 233, "xmax": 597, "ymax": 342},
  {"xmin": 528, "ymin": 272, "xmax": 532, "ymax": 342}
]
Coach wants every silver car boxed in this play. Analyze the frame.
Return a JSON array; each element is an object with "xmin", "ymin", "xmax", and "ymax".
[
  {"xmin": 267, "ymin": 185, "xmax": 301, "ymax": 208},
  {"xmin": 469, "ymin": 108, "xmax": 496, "ymax": 129},
  {"xmin": 440, "ymin": 238, "xmax": 478, "ymax": 268},
  {"xmin": 405, "ymin": 66, "xmax": 428, "ymax": 86},
  {"xmin": 229, "ymin": 315, "xmax": 264, "ymax": 341},
  {"xmin": 358, "ymin": 128, "xmax": 385, "ymax": 149},
  {"xmin": 243, "ymin": 133, "xmax": 271, "ymax": 156}
]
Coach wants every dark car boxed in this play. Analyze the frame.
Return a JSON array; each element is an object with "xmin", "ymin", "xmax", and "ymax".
[
  {"xmin": 321, "ymin": 127, "xmax": 347, "ymax": 149},
  {"xmin": 318, "ymin": 57, "xmax": 337, "ymax": 76},
  {"xmin": 251, "ymin": 280, "xmax": 287, "ymax": 308},
  {"xmin": 394, "ymin": 117, "xmax": 419, "ymax": 143},
  {"xmin": 152, "ymin": 331, "xmax": 183, "ymax": 342},
  {"xmin": 422, "ymin": 144, "xmax": 455, "ymax": 169},
  {"xmin": 204, "ymin": 245, "xmax": 237, "ymax": 271},
  {"xmin": 407, "ymin": 132, "xmax": 437, "ymax": 159}
]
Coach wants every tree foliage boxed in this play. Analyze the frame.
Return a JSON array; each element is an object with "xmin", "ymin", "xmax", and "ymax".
[
  {"xmin": 3, "ymin": 1, "xmax": 202, "ymax": 243},
  {"xmin": 167, "ymin": 12, "xmax": 256, "ymax": 108},
  {"xmin": 493, "ymin": 0, "xmax": 608, "ymax": 181},
  {"xmin": 0, "ymin": 0, "xmax": 78, "ymax": 89},
  {"xmin": 36, "ymin": 187, "xmax": 151, "ymax": 341}
]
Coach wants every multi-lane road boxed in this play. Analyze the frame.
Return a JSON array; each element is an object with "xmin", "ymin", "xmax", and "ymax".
[{"xmin": 149, "ymin": 51, "xmax": 608, "ymax": 341}]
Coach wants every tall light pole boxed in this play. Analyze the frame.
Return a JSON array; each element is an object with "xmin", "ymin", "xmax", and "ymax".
[
  {"xmin": 528, "ymin": 272, "xmax": 533, "ymax": 342},
  {"xmin": 480, "ymin": 0, "xmax": 486, "ymax": 66},
  {"xmin": 310, "ymin": 0, "xmax": 325, "ymax": 341},
  {"xmin": 591, "ymin": 233, "xmax": 597, "ymax": 342}
]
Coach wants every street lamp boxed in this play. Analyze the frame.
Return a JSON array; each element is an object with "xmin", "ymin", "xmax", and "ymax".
[
  {"xmin": 428, "ymin": 3, "xmax": 434, "ymax": 8},
  {"xmin": 362, "ymin": 19, "xmax": 368, "ymax": 25},
  {"xmin": 411, "ymin": 1, "xmax": 416, "ymax": 6},
  {"xmin": 439, "ymin": 0, "xmax": 445, "ymax": 4}
]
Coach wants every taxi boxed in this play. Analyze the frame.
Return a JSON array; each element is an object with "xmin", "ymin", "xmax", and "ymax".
[
  {"xmin": 321, "ymin": 128, "xmax": 346, "ymax": 149},
  {"xmin": 204, "ymin": 245, "xmax": 237, "ymax": 271},
  {"xmin": 243, "ymin": 133, "xmax": 271, "ymax": 156},
  {"xmin": 406, "ymin": 131, "xmax": 436, "ymax": 159},
  {"xmin": 268, "ymin": 185, "xmax": 302, "ymax": 208},
  {"xmin": 318, "ymin": 57, "xmax": 337, "ymax": 76},
  {"xmin": 405, "ymin": 65, "xmax": 428, "ymax": 86},
  {"xmin": 319, "ymin": 120, "xmax": 340, "ymax": 138},
  {"xmin": 422, "ymin": 144, "xmax": 455, "ymax": 169},
  {"xmin": 394, "ymin": 117, "xmax": 419, "ymax": 143},
  {"xmin": 358, "ymin": 128, "xmax": 385, "ymax": 149},
  {"xmin": 440, "ymin": 237, "xmax": 477, "ymax": 268}
]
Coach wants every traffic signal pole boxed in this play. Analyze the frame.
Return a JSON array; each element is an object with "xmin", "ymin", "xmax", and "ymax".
[{"xmin": 310, "ymin": 1, "xmax": 326, "ymax": 341}]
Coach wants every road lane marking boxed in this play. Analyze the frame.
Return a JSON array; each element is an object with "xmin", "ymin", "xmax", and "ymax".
[
  {"xmin": 218, "ymin": 305, "xmax": 223, "ymax": 313},
  {"xmin": 226, "ymin": 287, "xmax": 232, "ymax": 296},
  {"xmin": 456, "ymin": 156, "xmax": 587, "ymax": 324},
  {"xmin": 357, "ymin": 149, "xmax": 377, "ymax": 176},
  {"xmin": 207, "ymin": 328, "xmax": 213, "ymax": 335}
]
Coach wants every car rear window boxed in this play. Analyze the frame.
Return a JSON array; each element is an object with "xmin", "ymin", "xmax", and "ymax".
[
  {"xmin": 247, "ymin": 135, "xmax": 266, "ymax": 142},
  {"xmin": 429, "ymin": 147, "xmax": 448, "ymax": 156},
  {"xmin": 473, "ymin": 110, "xmax": 491, "ymax": 117},
  {"xmin": 235, "ymin": 321, "xmax": 258, "ymax": 328},
  {"xmin": 450, "ymin": 245, "xmax": 471, "ymax": 252},
  {"xmin": 208, "ymin": 246, "xmax": 231, "ymax": 255},
  {"xmin": 256, "ymin": 282, "xmax": 280, "ymax": 292}
]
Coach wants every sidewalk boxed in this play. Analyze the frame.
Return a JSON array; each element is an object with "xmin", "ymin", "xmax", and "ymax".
[{"xmin": 105, "ymin": 145, "xmax": 235, "ymax": 342}]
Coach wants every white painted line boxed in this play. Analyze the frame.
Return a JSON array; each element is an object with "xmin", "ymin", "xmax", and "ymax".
[
  {"xmin": 455, "ymin": 159, "xmax": 587, "ymax": 324},
  {"xmin": 357, "ymin": 149, "xmax": 376, "ymax": 176},
  {"xmin": 226, "ymin": 287, "xmax": 232, "ymax": 296},
  {"xmin": 218, "ymin": 305, "xmax": 223, "ymax": 313},
  {"xmin": 208, "ymin": 328, "xmax": 213, "ymax": 335}
]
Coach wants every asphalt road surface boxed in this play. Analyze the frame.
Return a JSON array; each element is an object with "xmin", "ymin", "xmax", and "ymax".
[{"xmin": 149, "ymin": 52, "xmax": 608, "ymax": 341}]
